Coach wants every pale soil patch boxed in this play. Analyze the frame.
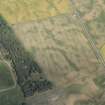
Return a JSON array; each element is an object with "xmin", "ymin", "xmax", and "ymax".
[
  {"xmin": 66, "ymin": 94, "xmax": 89, "ymax": 105},
  {"xmin": 83, "ymin": 78, "xmax": 99, "ymax": 96},
  {"xmin": 65, "ymin": 79, "xmax": 99, "ymax": 105},
  {"xmin": 75, "ymin": 0, "xmax": 104, "ymax": 21},
  {"xmin": 97, "ymin": 0, "xmax": 105, "ymax": 10},
  {"xmin": 83, "ymin": 2, "xmax": 101, "ymax": 21}
]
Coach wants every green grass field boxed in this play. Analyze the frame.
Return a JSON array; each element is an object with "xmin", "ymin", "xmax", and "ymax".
[
  {"xmin": 0, "ymin": 62, "xmax": 14, "ymax": 90},
  {"xmin": 0, "ymin": 86, "xmax": 24, "ymax": 105}
]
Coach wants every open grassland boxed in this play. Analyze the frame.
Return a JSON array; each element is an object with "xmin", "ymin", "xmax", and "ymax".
[
  {"xmin": 87, "ymin": 12, "xmax": 105, "ymax": 61},
  {"xmin": 74, "ymin": 0, "xmax": 104, "ymax": 21},
  {"xmin": 0, "ymin": 86, "xmax": 24, "ymax": 105},
  {"xmin": 13, "ymin": 13, "xmax": 104, "ymax": 87},
  {"xmin": 86, "ymin": 10, "xmax": 105, "ymax": 48},
  {"xmin": 100, "ymin": 44, "xmax": 105, "ymax": 60},
  {"xmin": 0, "ymin": 61, "xmax": 14, "ymax": 90},
  {"xmin": 73, "ymin": 0, "xmax": 105, "ymax": 54},
  {"xmin": 69, "ymin": 1, "xmax": 105, "ymax": 105},
  {"xmin": 0, "ymin": 0, "xmax": 73, "ymax": 24},
  {"xmin": 0, "ymin": 0, "xmax": 105, "ymax": 104},
  {"xmin": 12, "ymin": 13, "xmax": 105, "ymax": 105}
]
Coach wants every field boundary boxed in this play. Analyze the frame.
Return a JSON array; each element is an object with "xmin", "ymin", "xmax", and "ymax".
[{"xmin": 69, "ymin": 0, "xmax": 105, "ymax": 69}]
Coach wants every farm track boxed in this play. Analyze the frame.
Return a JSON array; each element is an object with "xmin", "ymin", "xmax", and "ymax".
[{"xmin": 70, "ymin": 0, "xmax": 105, "ymax": 68}]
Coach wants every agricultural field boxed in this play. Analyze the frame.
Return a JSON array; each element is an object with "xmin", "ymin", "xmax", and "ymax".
[
  {"xmin": 0, "ymin": 59, "xmax": 24, "ymax": 105},
  {"xmin": 12, "ymin": 13, "xmax": 105, "ymax": 105},
  {"xmin": 0, "ymin": 86, "xmax": 24, "ymax": 105},
  {"xmin": 0, "ymin": 0, "xmax": 73, "ymax": 24},
  {"xmin": 0, "ymin": 0, "xmax": 105, "ymax": 105},
  {"xmin": 74, "ymin": 0, "xmax": 105, "ymax": 60}
]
